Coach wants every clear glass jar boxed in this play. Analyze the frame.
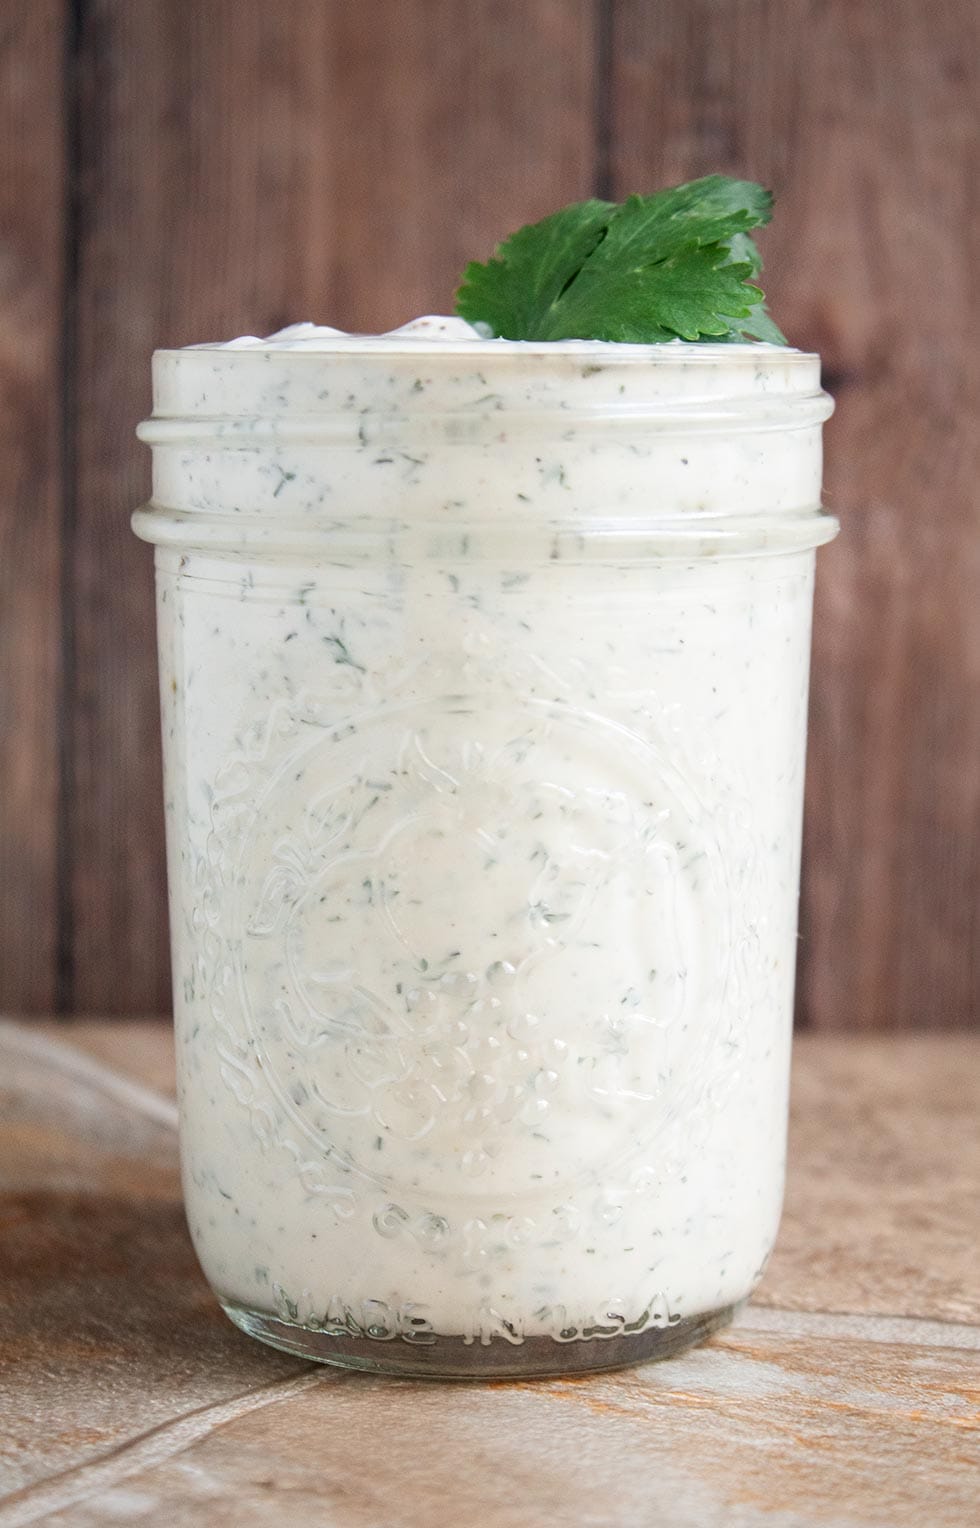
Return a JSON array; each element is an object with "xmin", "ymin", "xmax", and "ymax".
[{"xmin": 135, "ymin": 333, "xmax": 835, "ymax": 1378}]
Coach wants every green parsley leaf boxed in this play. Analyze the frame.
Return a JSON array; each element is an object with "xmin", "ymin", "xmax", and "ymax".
[
  {"xmin": 455, "ymin": 174, "xmax": 786, "ymax": 345},
  {"xmin": 454, "ymin": 199, "xmax": 614, "ymax": 343},
  {"xmin": 725, "ymin": 230, "xmax": 764, "ymax": 279}
]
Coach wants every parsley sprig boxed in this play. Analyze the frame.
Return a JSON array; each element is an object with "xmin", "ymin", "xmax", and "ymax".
[{"xmin": 455, "ymin": 175, "xmax": 785, "ymax": 345}]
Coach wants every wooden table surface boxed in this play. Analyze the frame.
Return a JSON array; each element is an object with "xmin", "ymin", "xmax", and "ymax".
[{"xmin": 1, "ymin": 1020, "xmax": 977, "ymax": 1527}]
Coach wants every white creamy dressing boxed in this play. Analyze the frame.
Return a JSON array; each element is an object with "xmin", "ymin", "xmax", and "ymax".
[
  {"xmin": 137, "ymin": 319, "xmax": 834, "ymax": 1350},
  {"xmin": 206, "ymin": 315, "xmax": 488, "ymax": 346}
]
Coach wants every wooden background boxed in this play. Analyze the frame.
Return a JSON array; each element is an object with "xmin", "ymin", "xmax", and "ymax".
[{"xmin": 0, "ymin": 0, "xmax": 976, "ymax": 1026}]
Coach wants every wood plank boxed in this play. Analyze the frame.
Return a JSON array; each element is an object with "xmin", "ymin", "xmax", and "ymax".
[
  {"xmin": 0, "ymin": 1, "xmax": 65, "ymax": 1014},
  {"xmin": 3, "ymin": 1021, "xmax": 979, "ymax": 1524},
  {"xmin": 611, "ymin": 0, "xmax": 980, "ymax": 1029},
  {"xmin": 9, "ymin": 1313, "xmax": 978, "ymax": 1527},
  {"xmin": 67, "ymin": 0, "xmax": 332, "ymax": 1016},
  {"xmin": 29, "ymin": 1022, "xmax": 980, "ymax": 1327},
  {"xmin": 0, "ymin": 1020, "xmax": 303, "ymax": 1502},
  {"xmin": 68, "ymin": 0, "xmax": 597, "ymax": 1015},
  {"xmin": 325, "ymin": 0, "xmax": 598, "ymax": 331},
  {"xmin": 763, "ymin": 1033, "xmax": 980, "ymax": 1325},
  {"xmin": 33, "ymin": 1016, "xmax": 177, "ymax": 1097}
]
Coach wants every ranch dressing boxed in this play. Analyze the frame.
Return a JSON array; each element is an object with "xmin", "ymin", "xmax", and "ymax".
[{"xmin": 135, "ymin": 320, "xmax": 835, "ymax": 1375}]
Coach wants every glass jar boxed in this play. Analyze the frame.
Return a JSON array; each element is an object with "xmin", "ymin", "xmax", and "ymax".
[{"xmin": 135, "ymin": 333, "xmax": 835, "ymax": 1378}]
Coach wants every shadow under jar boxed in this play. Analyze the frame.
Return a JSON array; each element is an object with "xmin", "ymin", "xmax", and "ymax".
[{"xmin": 134, "ymin": 331, "xmax": 836, "ymax": 1378}]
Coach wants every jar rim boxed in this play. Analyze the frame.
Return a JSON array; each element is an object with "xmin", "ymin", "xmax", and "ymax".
[
  {"xmin": 156, "ymin": 336, "xmax": 818, "ymax": 362},
  {"xmin": 142, "ymin": 340, "xmax": 831, "ymax": 434}
]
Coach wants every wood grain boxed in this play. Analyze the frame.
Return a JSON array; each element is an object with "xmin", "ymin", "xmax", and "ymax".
[
  {"xmin": 611, "ymin": 0, "xmax": 980, "ymax": 1029},
  {"xmin": 68, "ymin": 0, "xmax": 330, "ymax": 1015},
  {"xmin": 66, "ymin": 0, "xmax": 597, "ymax": 1015},
  {"xmin": 324, "ymin": 0, "xmax": 598, "ymax": 331},
  {"xmin": 2, "ymin": 2, "xmax": 977, "ymax": 1024},
  {"xmin": 34, "ymin": 1016, "xmax": 178, "ymax": 1097},
  {"xmin": 32, "ymin": 1019, "xmax": 980, "ymax": 1330},
  {"xmin": 18, "ymin": 1321, "xmax": 979, "ymax": 1528},
  {"xmin": 764, "ymin": 1033, "xmax": 980, "ymax": 1325},
  {"xmin": 0, "ymin": 1020, "xmax": 303, "ymax": 1502},
  {"xmin": 0, "ymin": 1, "xmax": 65, "ymax": 1013},
  {"xmin": 2, "ymin": 1021, "xmax": 978, "ymax": 1526}
]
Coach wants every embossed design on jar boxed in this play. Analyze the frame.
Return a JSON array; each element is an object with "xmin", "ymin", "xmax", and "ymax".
[
  {"xmin": 201, "ymin": 681, "xmax": 731, "ymax": 1211},
  {"xmin": 265, "ymin": 1282, "xmax": 689, "ymax": 1347}
]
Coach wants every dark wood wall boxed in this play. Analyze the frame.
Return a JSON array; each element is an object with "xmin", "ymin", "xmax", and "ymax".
[{"xmin": 1, "ymin": 0, "xmax": 976, "ymax": 1026}]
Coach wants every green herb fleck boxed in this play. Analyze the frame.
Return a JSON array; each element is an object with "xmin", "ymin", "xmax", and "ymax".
[{"xmin": 322, "ymin": 634, "xmax": 364, "ymax": 671}]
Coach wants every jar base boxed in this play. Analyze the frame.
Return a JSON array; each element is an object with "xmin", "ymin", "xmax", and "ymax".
[{"xmin": 219, "ymin": 1297, "xmax": 740, "ymax": 1379}]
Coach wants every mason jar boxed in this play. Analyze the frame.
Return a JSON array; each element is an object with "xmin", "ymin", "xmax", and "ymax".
[{"xmin": 134, "ymin": 327, "xmax": 836, "ymax": 1378}]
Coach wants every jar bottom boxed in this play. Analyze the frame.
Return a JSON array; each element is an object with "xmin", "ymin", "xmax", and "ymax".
[{"xmin": 219, "ymin": 1297, "xmax": 740, "ymax": 1379}]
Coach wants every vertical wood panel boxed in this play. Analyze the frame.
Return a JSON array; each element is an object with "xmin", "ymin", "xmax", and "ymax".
[
  {"xmin": 70, "ymin": 1, "xmax": 334, "ymax": 1014},
  {"xmin": 0, "ymin": 1, "xmax": 65, "ymax": 1013},
  {"xmin": 611, "ymin": 0, "xmax": 979, "ymax": 1029},
  {"xmin": 325, "ymin": 0, "xmax": 598, "ymax": 331},
  {"xmin": 69, "ymin": 0, "xmax": 597, "ymax": 1013},
  {"xmin": 14, "ymin": 0, "xmax": 973, "ymax": 1025}
]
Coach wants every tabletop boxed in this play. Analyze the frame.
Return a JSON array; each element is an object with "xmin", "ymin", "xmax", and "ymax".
[{"xmin": 0, "ymin": 1020, "xmax": 977, "ymax": 1527}]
